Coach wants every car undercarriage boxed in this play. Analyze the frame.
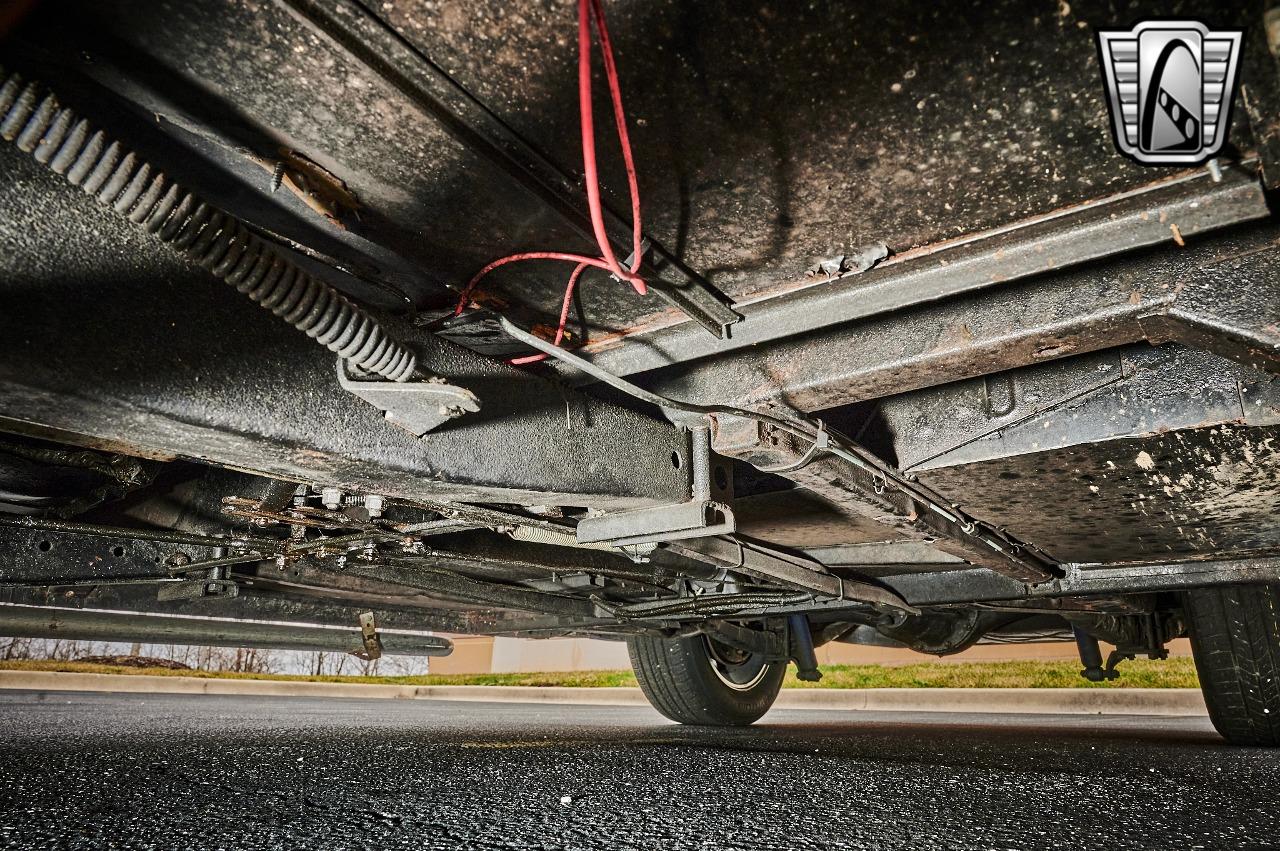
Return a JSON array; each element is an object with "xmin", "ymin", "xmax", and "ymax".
[{"xmin": 0, "ymin": 0, "xmax": 1277, "ymax": 737}]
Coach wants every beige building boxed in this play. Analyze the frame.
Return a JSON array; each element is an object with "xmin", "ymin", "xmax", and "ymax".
[{"xmin": 429, "ymin": 635, "xmax": 1193, "ymax": 675}]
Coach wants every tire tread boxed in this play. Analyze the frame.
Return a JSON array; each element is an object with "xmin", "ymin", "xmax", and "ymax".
[
  {"xmin": 1184, "ymin": 584, "xmax": 1280, "ymax": 746},
  {"xmin": 626, "ymin": 634, "xmax": 783, "ymax": 726}
]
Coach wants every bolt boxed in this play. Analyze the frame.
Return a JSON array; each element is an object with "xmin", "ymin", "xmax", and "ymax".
[
  {"xmin": 364, "ymin": 495, "xmax": 385, "ymax": 518},
  {"xmin": 320, "ymin": 487, "xmax": 343, "ymax": 510},
  {"xmin": 1206, "ymin": 158, "xmax": 1223, "ymax": 183}
]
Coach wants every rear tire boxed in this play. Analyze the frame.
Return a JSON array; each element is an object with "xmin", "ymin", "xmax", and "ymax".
[
  {"xmin": 627, "ymin": 633, "xmax": 786, "ymax": 726},
  {"xmin": 1183, "ymin": 584, "xmax": 1280, "ymax": 746}
]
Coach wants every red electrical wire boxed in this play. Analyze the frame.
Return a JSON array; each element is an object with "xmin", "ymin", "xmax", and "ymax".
[
  {"xmin": 587, "ymin": 0, "xmax": 643, "ymax": 285},
  {"xmin": 577, "ymin": 0, "xmax": 645, "ymax": 292},
  {"xmin": 507, "ymin": 262, "xmax": 588, "ymax": 365},
  {"xmin": 453, "ymin": 0, "xmax": 646, "ymax": 362}
]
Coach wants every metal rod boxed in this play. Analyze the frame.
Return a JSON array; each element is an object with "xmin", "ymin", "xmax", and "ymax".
[
  {"xmin": 354, "ymin": 561, "xmax": 599, "ymax": 618},
  {"xmin": 0, "ymin": 514, "xmax": 269, "ymax": 550},
  {"xmin": 169, "ymin": 553, "xmax": 270, "ymax": 575},
  {"xmin": 0, "ymin": 602, "xmax": 453, "ymax": 656}
]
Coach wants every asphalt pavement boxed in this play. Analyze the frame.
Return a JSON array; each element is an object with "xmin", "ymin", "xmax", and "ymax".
[{"xmin": 0, "ymin": 690, "xmax": 1276, "ymax": 850}]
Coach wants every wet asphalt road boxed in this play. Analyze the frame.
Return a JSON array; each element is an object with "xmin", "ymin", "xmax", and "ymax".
[{"xmin": 0, "ymin": 692, "xmax": 1276, "ymax": 850}]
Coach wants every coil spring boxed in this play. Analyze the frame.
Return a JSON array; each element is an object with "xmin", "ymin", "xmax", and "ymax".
[{"xmin": 0, "ymin": 67, "xmax": 416, "ymax": 382}]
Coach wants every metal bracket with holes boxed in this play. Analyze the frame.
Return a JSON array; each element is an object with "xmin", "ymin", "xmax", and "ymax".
[{"xmin": 338, "ymin": 359, "xmax": 479, "ymax": 437}]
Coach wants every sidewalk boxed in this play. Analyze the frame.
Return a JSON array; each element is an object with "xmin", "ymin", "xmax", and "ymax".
[{"xmin": 0, "ymin": 670, "xmax": 1208, "ymax": 716}]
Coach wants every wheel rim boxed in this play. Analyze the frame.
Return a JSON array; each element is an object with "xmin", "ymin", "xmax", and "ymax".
[{"xmin": 703, "ymin": 635, "xmax": 770, "ymax": 691}]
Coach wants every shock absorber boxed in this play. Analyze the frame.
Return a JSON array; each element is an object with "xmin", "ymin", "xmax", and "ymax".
[{"xmin": 0, "ymin": 66, "xmax": 416, "ymax": 382}]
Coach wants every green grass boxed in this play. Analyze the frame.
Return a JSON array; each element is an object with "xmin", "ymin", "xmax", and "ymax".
[
  {"xmin": 0, "ymin": 657, "xmax": 1200, "ymax": 689},
  {"xmin": 783, "ymin": 657, "xmax": 1198, "ymax": 689}
]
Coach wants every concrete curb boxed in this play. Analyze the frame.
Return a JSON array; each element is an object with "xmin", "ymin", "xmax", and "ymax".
[
  {"xmin": 773, "ymin": 686, "xmax": 1207, "ymax": 715},
  {"xmin": 0, "ymin": 671, "xmax": 1208, "ymax": 716}
]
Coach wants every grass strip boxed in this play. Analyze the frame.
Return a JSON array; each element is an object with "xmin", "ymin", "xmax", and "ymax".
[{"xmin": 0, "ymin": 657, "xmax": 1199, "ymax": 689}]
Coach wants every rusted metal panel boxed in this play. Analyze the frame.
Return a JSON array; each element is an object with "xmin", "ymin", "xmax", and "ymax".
[
  {"xmin": 581, "ymin": 167, "xmax": 1269, "ymax": 377},
  {"xmin": 882, "ymin": 346, "xmax": 1280, "ymax": 472},
  {"xmin": 637, "ymin": 222, "xmax": 1280, "ymax": 416},
  {"xmin": 871, "ymin": 343, "xmax": 1280, "ymax": 565},
  {"xmin": 917, "ymin": 423, "xmax": 1280, "ymax": 565}
]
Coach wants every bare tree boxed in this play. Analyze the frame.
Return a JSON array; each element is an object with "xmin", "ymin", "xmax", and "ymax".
[
  {"xmin": 308, "ymin": 651, "xmax": 358, "ymax": 677},
  {"xmin": 1, "ymin": 637, "xmax": 365, "ymax": 677},
  {"xmin": 224, "ymin": 647, "xmax": 276, "ymax": 674},
  {"xmin": 0, "ymin": 638, "xmax": 33, "ymax": 661},
  {"xmin": 46, "ymin": 640, "xmax": 92, "ymax": 661},
  {"xmin": 380, "ymin": 655, "xmax": 428, "ymax": 677}
]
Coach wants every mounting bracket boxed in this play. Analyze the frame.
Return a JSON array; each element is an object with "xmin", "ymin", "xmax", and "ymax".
[
  {"xmin": 352, "ymin": 611, "xmax": 384, "ymax": 661},
  {"xmin": 338, "ymin": 358, "xmax": 479, "ymax": 437},
  {"xmin": 575, "ymin": 426, "xmax": 735, "ymax": 547}
]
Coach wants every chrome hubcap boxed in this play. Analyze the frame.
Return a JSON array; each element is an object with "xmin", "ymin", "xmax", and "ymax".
[{"xmin": 704, "ymin": 635, "xmax": 770, "ymax": 691}]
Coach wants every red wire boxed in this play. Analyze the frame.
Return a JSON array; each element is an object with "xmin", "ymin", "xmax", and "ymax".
[
  {"xmin": 588, "ymin": 0, "xmax": 643, "ymax": 280},
  {"xmin": 453, "ymin": 251, "xmax": 625, "ymax": 318},
  {"xmin": 453, "ymin": 0, "xmax": 647, "ymax": 360},
  {"xmin": 577, "ymin": 0, "xmax": 645, "ymax": 293},
  {"xmin": 507, "ymin": 262, "xmax": 588, "ymax": 365}
]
